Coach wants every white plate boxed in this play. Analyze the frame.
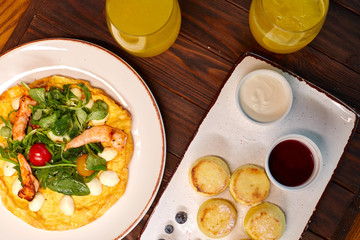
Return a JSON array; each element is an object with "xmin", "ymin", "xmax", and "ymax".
[
  {"xmin": 0, "ymin": 39, "xmax": 166, "ymax": 240},
  {"xmin": 140, "ymin": 53, "xmax": 358, "ymax": 240}
]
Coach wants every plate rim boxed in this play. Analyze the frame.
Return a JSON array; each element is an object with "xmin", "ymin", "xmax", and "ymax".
[{"xmin": 0, "ymin": 37, "xmax": 167, "ymax": 239}]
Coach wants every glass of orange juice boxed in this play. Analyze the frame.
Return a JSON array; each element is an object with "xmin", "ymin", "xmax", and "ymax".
[
  {"xmin": 249, "ymin": 0, "xmax": 329, "ymax": 54},
  {"xmin": 106, "ymin": 0, "xmax": 181, "ymax": 57}
]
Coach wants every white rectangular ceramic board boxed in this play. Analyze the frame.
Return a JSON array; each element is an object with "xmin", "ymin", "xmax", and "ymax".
[{"xmin": 140, "ymin": 53, "xmax": 358, "ymax": 240}]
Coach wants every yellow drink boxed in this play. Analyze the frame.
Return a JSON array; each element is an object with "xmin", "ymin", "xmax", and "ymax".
[
  {"xmin": 106, "ymin": 0, "xmax": 181, "ymax": 57},
  {"xmin": 249, "ymin": 0, "xmax": 329, "ymax": 54}
]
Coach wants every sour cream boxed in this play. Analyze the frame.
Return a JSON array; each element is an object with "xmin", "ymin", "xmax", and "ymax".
[{"xmin": 238, "ymin": 70, "xmax": 292, "ymax": 123}]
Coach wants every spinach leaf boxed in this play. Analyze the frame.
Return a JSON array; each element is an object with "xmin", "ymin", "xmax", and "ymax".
[
  {"xmin": 75, "ymin": 109, "xmax": 88, "ymax": 127},
  {"xmin": 46, "ymin": 167, "xmax": 90, "ymax": 196},
  {"xmin": 87, "ymin": 100, "xmax": 108, "ymax": 121},
  {"xmin": 39, "ymin": 111, "xmax": 60, "ymax": 129},
  {"xmin": 51, "ymin": 113, "xmax": 73, "ymax": 136},
  {"xmin": 86, "ymin": 153, "xmax": 107, "ymax": 171},
  {"xmin": 48, "ymin": 87, "xmax": 65, "ymax": 102},
  {"xmin": 62, "ymin": 146, "xmax": 85, "ymax": 163},
  {"xmin": 78, "ymin": 83, "xmax": 90, "ymax": 106},
  {"xmin": 84, "ymin": 171, "xmax": 99, "ymax": 183},
  {"xmin": 34, "ymin": 168, "xmax": 50, "ymax": 189},
  {"xmin": 29, "ymin": 88, "xmax": 46, "ymax": 105}
]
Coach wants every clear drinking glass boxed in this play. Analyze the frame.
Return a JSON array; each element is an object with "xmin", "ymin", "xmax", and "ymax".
[
  {"xmin": 106, "ymin": 0, "xmax": 181, "ymax": 57},
  {"xmin": 249, "ymin": 0, "xmax": 329, "ymax": 54}
]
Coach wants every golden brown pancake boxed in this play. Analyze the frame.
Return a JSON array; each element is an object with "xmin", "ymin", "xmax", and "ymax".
[
  {"xmin": 0, "ymin": 75, "xmax": 133, "ymax": 230},
  {"xmin": 244, "ymin": 202, "xmax": 286, "ymax": 240},
  {"xmin": 189, "ymin": 156, "xmax": 230, "ymax": 197},
  {"xmin": 229, "ymin": 164, "xmax": 270, "ymax": 206},
  {"xmin": 197, "ymin": 198, "xmax": 237, "ymax": 238}
]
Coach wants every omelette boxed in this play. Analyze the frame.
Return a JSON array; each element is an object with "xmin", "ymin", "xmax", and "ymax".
[{"xmin": 0, "ymin": 75, "xmax": 133, "ymax": 230}]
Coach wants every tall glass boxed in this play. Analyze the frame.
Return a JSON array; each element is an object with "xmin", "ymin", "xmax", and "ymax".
[
  {"xmin": 249, "ymin": 0, "xmax": 329, "ymax": 54},
  {"xmin": 106, "ymin": 0, "xmax": 181, "ymax": 57}
]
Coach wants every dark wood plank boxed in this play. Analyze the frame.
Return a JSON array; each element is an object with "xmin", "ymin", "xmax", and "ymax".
[
  {"xmin": 34, "ymin": 0, "xmax": 233, "ymax": 110},
  {"xmin": 310, "ymin": 0, "xmax": 360, "ymax": 73},
  {"xmin": 179, "ymin": 0, "xmax": 360, "ymax": 113},
  {"xmin": 333, "ymin": 189, "xmax": 360, "ymax": 240},
  {"xmin": 333, "ymin": 131, "xmax": 360, "ymax": 192},
  {"xmin": 335, "ymin": 0, "xmax": 360, "ymax": 15},
  {"xmin": 308, "ymin": 182, "xmax": 355, "ymax": 238},
  {"xmin": 2, "ymin": 0, "xmax": 360, "ymax": 239},
  {"xmin": 228, "ymin": 0, "xmax": 360, "ymax": 74},
  {"xmin": 2, "ymin": 0, "xmax": 46, "ymax": 53},
  {"xmin": 302, "ymin": 230, "xmax": 326, "ymax": 240}
]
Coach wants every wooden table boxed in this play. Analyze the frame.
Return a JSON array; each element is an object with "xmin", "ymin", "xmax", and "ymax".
[{"xmin": 1, "ymin": 0, "xmax": 360, "ymax": 239}]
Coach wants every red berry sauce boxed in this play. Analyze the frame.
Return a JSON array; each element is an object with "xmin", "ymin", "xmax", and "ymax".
[{"xmin": 269, "ymin": 140, "xmax": 314, "ymax": 187}]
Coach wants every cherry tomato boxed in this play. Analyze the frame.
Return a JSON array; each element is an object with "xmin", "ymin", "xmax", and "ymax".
[
  {"xmin": 29, "ymin": 143, "xmax": 52, "ymax": 166},
  {"xmin": 76, "ymin": 154, "xmax": 95, "ymax": 177}
]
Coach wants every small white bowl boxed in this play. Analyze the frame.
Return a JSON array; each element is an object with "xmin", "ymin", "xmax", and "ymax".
[
  {"xmin": 265, "ymin": 134, "xmax": 322, "ymax": 191},
  {"xmin": 236, "ymin": 69, "xmax": 293, "ymax": 124}
]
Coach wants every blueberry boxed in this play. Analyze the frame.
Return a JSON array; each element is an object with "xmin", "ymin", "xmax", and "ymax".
[
  {"xmin": 164, "ymin": 224, "xmax": 174, "ymax": 234},
  {"xmin": 175, "ymin": 211, "xmax": 187, "ymax": 224}
]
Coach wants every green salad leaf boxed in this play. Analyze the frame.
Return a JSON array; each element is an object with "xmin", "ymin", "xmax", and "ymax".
[
  {"xmin": 0, "ymin": 81, "xmax": 111, "ymax": 197},
  {"xmin": 87, "ymin": 100, "xmax": 109, "ymax": 121}
]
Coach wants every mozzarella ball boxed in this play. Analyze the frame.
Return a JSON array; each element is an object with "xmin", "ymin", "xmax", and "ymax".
[
  {"xmin": 3, "ymin": 161, "xmax": 16, "ymax": 176},
  {"xmin": 48, "ymin": 131, "xmax": 70, "ymax": 142},
  {"xmin": 12, "ymin": 179, "xmax": 22, "ymax": 196},
  {"xmin": 59, "ymin": 195, "xmax": 75, "ymax": 216},
  {"xmin": 99, "ymin": 170, "xmax": 119, "ymax": 187},
  {"xmin": 85, "ymin": 99, "xmax": 94, "ymax": 109},
  {"xmin": 29, "ymin": 192, "xmax": 45, "ymax": 212},
  {"xmin": 11, "ymin": 97, "xmax": 21, "ymax": 110},
  {"xmin": 70, "ymin": 88, "xmax": 83, "ymax": 99},
  {"xmin": 86, "ymin": 177, "xmax": 102, "ymax": 196},
  {"xmin": 98, "ymin": 147, "xmax": 118, "ymax": 162}
]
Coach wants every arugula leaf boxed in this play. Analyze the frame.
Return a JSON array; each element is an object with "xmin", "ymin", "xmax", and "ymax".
[
  {"xmin": 84, "ymin": 171, "xmax": 99, "ymax": 183},
  {"xmin": 51, "ymin": 113, "xmax": 73, "ymax": 136},
  {"xmin": 29, "ymin": 88, "xmax": 46, "ymax": 105},
  {"xmin": 86, "ymin": 153, "xmax": 107, "ymax": 171},
  {"xmin": 0, "ymin": 115, "xmax": 13, "ymax": 129},
  {"xmin": 87, "ymin": 100, "xmax": 108, "ymax": 121},
  {"xmin": 78, "ymin": 83, "xmax": 90, "ymax": 106},
  {"xmin": 62, "ymin": 146, "xmax": 85, "ymax": 163},
  {"xmin": 39, "ymin": 111, "xmax": 60, "ymax": 129},
  {"xmin": 75, "ymin": 109, "xmax": 88, "ymax": 127},
  {"xmin": 37, "ymin": 132, "xmax": 55, "ymax": 145}
]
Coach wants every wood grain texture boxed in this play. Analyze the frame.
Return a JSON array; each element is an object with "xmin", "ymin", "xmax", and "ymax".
[
  {"xmin": 335, "ymin": 0, "xmax": 360, "ymax": 15},
  {"xmin": 0, "ymin": 0, "xmax": 31, "ymax": 51},
  {"xmin": 1, "ymin": 0, "xmax": 360, "ymax": 239}
]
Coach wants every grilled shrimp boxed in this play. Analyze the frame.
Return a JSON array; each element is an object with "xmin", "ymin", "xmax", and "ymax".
[
  {"xmin": 12, "ymin": 95, "xmax": 37, "ymax": 141},
  {"xmin": 17, "ymin": 153, "xmax": 39, "ymax": 201},
  {"xmin": 64, "ymin": 125, "xmax": 127, "ymax": 151}
]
